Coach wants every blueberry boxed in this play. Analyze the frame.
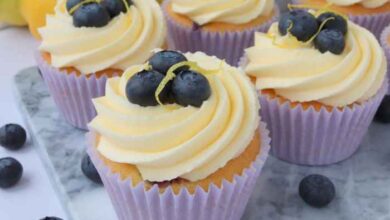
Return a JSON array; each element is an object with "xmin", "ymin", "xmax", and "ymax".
[
  {"xmin": 314, "ymin": 29, "xmax": 345, "ymax": 54},
  {"xmin": 149, "ymin": 50, "xmax": 188, "ymax": 75},
  {"xmin": 101, "ymin": 0, "xmax": 133, "ymax": 18},
  {"xmin": 0, "ymin": 124, "xmax": 27, "ymax": 151},
  {"xmin": 73, "ymin": 3, "xmax": 111, "ymax": 28},
  {"xmin": 172, "ymin": 70, "xmax": 211, "ymax": 107},
  {"xmin": 375, "ymin": 96, "xmax": 390, "ymax": 123},
  {"xmin": 0, "ymin": 157, "xmax": 23, "ymax": 188},
  {"xmin": 279, "ymin": 10, "xmax": 319, "ymax": 42},
  {"xmin": 126, "ymin": 70, "xmax": 171, "ymax": 107},
  {"xmin": 40, "ymin": 217, "xmax": 63, "ymax": 220},
  {"xmin": 299, "ymin": 174, "xmax": 335, "ymax": 208},
  {"xmin": 81, "ymin": 153, "xmax": 102, "ymax": 184},
  {"xmin": 66, "ymin": 0, "xmax": 82, "ymax": 13},
  {"xmin": 317, "ymin": 12, "xmax": 348, "ymax": 35}
]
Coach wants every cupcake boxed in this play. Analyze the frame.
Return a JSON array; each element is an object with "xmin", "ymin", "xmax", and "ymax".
[
  {"xmin": 292, "ymin": 0, "xmax": 390, "ymax": 38},
  {"xmin": 87, "ymin": 50, "xmax": 270, "ymax": 220},
  {"xmin": 37, "ymin": 0, "xmax": 166, "ymax": 130},
  {"xmin": 162, "ymin": 0, "xmax": 278, "ymax": 66},
  {"xmin": 381, "ymin": 25, "xmax": 390, "ymax": 93},
  {"xmin": 241, "ymin": 9, "xmax": 388, "ymax": 165}
]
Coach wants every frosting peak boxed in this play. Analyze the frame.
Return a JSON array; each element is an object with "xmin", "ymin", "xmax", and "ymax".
[
  {"xmin": 245, "ymin": 22, "xmax": 387, "ymax": 107},
  {"xmin": 89, "ymin": 52, "xmax": 260, "ymax": 182},
  {"xmin": 171, "ymin": 0, "xmax": 275, "ymax": 25},
  {"xmin": 39, "ymin": 0, "xmax": 166, "ymax": 74}
]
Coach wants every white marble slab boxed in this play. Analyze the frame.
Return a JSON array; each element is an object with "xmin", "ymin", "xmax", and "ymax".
[{"xmin": 14, "ymin": 67, "xmax": 390, "ymax": 220}]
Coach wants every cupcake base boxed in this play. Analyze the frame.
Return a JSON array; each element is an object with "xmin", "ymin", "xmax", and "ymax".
[
  {"xmin": 163, "ymin": 0, "xmax": 277, "ymax": 66},
  {"xmin": 87, "ymin": 122, "xmax": 271, "ymax": 220},
  {"xmin": 260, "ymin": 81, "xmax": 387, "ymax": 166},
  {"xmin": 36, "ymin": 53, "xmax": 119, "ymax": 130}
]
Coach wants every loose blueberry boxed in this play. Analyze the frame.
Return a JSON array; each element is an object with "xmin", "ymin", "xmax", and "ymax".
[
  {"xmin": 375, "ymin": 96, "xmax": 390, "ymax": 123},
  {"xmin": 317, "ymin": 12, "xmax": 348, "ymax": 35},
  {"xmin": 314, "ymin": 29, "xmax": 345, "ymax": 54},
  {"xmin": 149, "ymin": 50, "xmax": 188, "ymax": 75},
  {"xmin": 81, "ymin": 153, "xmax": 102, "ymax": 184},
  {"xmin": 299, "ymin": 174, "xmax": 335, "ymax": 208},
  {"xmin": 73, "ymin": 3, "xmax": 111, "ymax": 28},
  {"xmin": 126, "ymin": 70, "xmax": 170, "ymax": 106},
  {"xmin": 101, "ymin": 0, "xmax": 133, "ymax": 18},
  {"xmin": 172, "ymin": 70, "xmax": 211, "ymax": 107},
  {"xmin": 66, "ymin": 0, "xmax": 82, "ymax": 13},
  {"xmin": 0, "ymin": 124, "xmax": 27, "ymax": 151},
  {"xmin": 40, "ymin": 217, "xmax": 63, "ymax": 220},
  {"xmin": 279, "ymin": 10, "xmax": 319, "ymax": 42},
  {"xmin": 0, "ymin": 157, "xmax": 23, "ymax": 188}
]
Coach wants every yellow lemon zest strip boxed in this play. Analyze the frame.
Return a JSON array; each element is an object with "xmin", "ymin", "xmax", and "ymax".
[
  {"xmin": 122, "ymin": 0, "xmax": 130, "ymax": 10},
  {"xmin": 304, "ymin": 17, "xmax": 335, "ymax": 44},
  {"xmin": 69, "ymin": 0, "xmax": 101, "ymax": 15}
]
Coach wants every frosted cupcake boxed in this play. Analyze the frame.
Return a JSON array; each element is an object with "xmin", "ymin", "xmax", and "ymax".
[
  {"xmin": 242, "ymin": 9, "xmax": 387, "ymax": 165},
  {"xmin": 292, "ymin": 0, "xmax": 390, "ymax": 38},
  {"xmin": 37, "ymin": 0, "xmax": 166, "ymax": 130},
  {"xmin": 381, "ymin": 25, "xmax": 390, "ymax": 93},
  {"xmin": 87, "ymin": 50, "xmax": 270, "ymax": 220},
  {"xmin": 162, "ymin": 0, "xmax": 277, "ymax": 66}
]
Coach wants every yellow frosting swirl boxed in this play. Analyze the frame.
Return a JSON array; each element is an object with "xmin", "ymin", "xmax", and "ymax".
[
  {"xmin": 39, "ymin": 0, "xmax": 166, "ymax": 74},
  {"xmin": 327, "ymin": 0, "xmax": 389, "ymax": 8},
  {"xmin": 171, "ymin": 0, "xmax": 275, "ymax": 25},
  {"xmin": 89, "ymin": 52, "xmax": 260, "ymax": 182},
  {"xmin": 245, "ymin": 22, "xmax": 387, "ymax": 107}
]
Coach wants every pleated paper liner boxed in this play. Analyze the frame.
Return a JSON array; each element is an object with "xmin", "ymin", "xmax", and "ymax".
[
  {"xmin": 162, "ymin": 0, "xmax": 278, "ymax": 66},
  {"xmin": 380, "ymin": 25, "xmax": 390, "ymax": 94},
  {"xmin": 290, "ymin": 0, "xmax": 390, "ymax": 38},
  {"xmin": 36, "ymin": 53, "xmax": 120, "ymax": 130},
  {"xmin": 260, "ymin": 81, "xmax": 387, "ymax": 166},
  {"xmin": 87, "ymin": 122, "xmax": 271, "ymax": 220}
]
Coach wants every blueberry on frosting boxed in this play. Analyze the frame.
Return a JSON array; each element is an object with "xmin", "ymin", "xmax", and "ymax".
[
  {"xmin": 126, "ymin": 51, "xmax": 212, "ymax": 108},
  {"xmin": 317, "ymin": 12, "xmax": 348, "ymax": 35},
  {"xmin": 72, "ymin": 3, "xmax": 111, "ymax": 28},
  {"xmin": 101, "ymin": 0, "xmax": 133, "ymax": 18},
  {"xmin": 126, "ymin": 70, "xmax": 170, "ymax": 107},
  {"xmin": 67, "ymin": 0, "xmax": 132, "ymax": 28},
  {"xmin": 148, "ymin": 50, "xmax": 189, "ymax": 75},
  {"xmin": 66, "ymin": 0, "xmax": 82, "ymax": 12},
  {"xmin": 172, "ymin": 70, "xmax": 211, "ymax": 108},
  {"xmin": 314, "ymin": 29, "xmax": 345, "ymax": 55},
  {"xmin": 278, "ymin": 10, "xmax": 319, "ymax": 42}
]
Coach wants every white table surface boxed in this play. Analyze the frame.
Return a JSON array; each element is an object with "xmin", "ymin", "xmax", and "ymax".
[{"xmin": 0, "ymin": 27, "xmax": 66, "ymax": 220}]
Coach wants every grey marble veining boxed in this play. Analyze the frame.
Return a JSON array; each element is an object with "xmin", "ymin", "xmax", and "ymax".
[{"xmin": 14, "ymin": 67, "xmax": 390, "ymax": 220}]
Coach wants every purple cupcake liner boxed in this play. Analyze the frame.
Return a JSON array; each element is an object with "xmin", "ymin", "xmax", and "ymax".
[
  {"xmin": 162, "ymin": 0, "xmax": 278, "ymax": 66},
  {"xmin": 291, "ymin": 0, "xmax": 390, "ymax": 38},
  {"xmin": 380, "ymin": 25, "xmax": 390, "ymax": 94},
  {"xmin": 36, "ymin": 53, "xmax": 119, "ymax": 130},
  {"xmin": 260, "ymin": 81, "xmax": 388, "ymax": 166},
  {"xmin": 87, "ymin": 122, "xmax": 271, "ymax": 220}
]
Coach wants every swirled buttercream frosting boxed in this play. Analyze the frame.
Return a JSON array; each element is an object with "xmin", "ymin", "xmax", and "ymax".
[
  {"xmin": 327, "ymin": 0, "xmax": 389, "ymax": 8},
  {"xmin": 245, "ymin": 22, "xmax": 387, "ymax": 107},
  {"xmin": 171, "ymin": 0, "xmax": 275, "ymax": 25},
  {"xmin": 39, "ymin": 0, "xmax": 166, "ymax": 74},
  {"xmin": 89, "ymin": 52, "xmax": 260, "ymax": 182}
]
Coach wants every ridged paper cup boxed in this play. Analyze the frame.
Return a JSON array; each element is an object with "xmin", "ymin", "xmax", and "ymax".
[
  {"xmin": 36, "ymin": 53, "xmax": 119, "ymax": 130},
  {"xmin": 290, "ymin": 0, "xmax": 390, "ymax": 38},
  {"xmin": 259, "ymin": 81, "xmax": 388, "ymax": 166},
  {"xmin": 162, "ymin": 0, "xmax": 277, "ymax": 66},
  {"xmin": 380, "ymin": 25, "xmax": 390, "ymax": 94},
  {"xmin": 87, "ymin": 122, "xmax": 271, "ymax": 220}
]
